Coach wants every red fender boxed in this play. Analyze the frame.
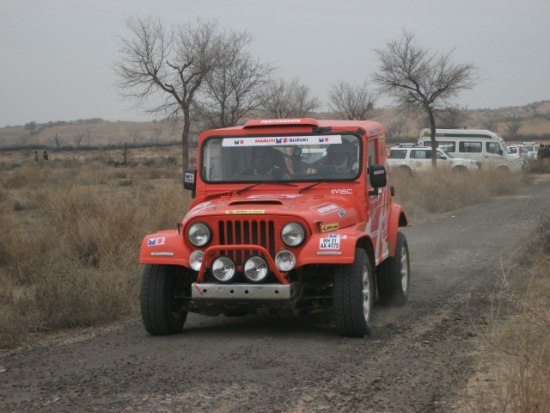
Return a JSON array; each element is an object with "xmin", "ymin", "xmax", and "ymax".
[
  {"xmin": 388, "ymin": 203, "xmax": 408, "ymax": 257},
  {"xmin": 139, "ymin": 230, "xmax": 191, "ymax": 268}
]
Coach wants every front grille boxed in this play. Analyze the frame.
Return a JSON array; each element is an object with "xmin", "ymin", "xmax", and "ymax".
[{"xmin": 218, "ymin": 219, "xmax": 276, "ymax": 265}]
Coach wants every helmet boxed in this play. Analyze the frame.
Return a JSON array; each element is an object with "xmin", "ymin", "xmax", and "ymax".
[{"xmin": 324, "ymin": 143, "xmax": 355, "ymax": 172}]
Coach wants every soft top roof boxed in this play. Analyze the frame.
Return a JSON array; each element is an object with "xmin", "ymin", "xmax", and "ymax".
[{"xmin": 207, "ymin": 118, "xmax": 384, "ymax": 138}]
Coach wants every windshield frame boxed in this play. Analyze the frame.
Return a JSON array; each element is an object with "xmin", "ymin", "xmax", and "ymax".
[{"xmin": 199, "ymin": 132, "xmax": 363, "ymax": 184}]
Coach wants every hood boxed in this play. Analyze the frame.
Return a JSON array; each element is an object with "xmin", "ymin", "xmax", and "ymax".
[{"xmin": 184, "ymin": 192, "xmax": 361, "ymax": 232}]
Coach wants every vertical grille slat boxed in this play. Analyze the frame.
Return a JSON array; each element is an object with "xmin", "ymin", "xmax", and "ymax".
[{"xmin": 216, "ymin": 218, "xmax": 277, "ymax": 265}]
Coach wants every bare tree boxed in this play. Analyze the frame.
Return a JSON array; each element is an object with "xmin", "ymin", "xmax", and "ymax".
[
  {"xmin": 73, "ymin": 133, "xmax": 84, "ymax": 148},
  {"xmin": 374, "ymin": 31, "xmax": 477, "ymax": 165},
  {"xmin": 259, "ymin": 78, "xmax": 320, "ymax": 118},
  {"xmin": 481, "ymin": 112, "xmax": 499, "ymax": 132},
  {"xmin": 506, "ymin": 116, "xmax": 522, "ymax": 137},
  {"xmin": 329, "ymin": 80, "xmax": 376, "ymax": 120},
  {"xmin": 434, "ymin": 106, "xmax": 469, "ymax": 128},
  {"xmin": 53, "ymin": 133, "xmax": 62, "ymax": 149},
  {"xmin": 116, "ymin": 17, "xmax": 225, "ymax": 169},
  {"xmin": 196, "ymin": 32, "xmax": 274, "ymax": 128},
  {"xmin": 386, "ymin": 117, "xmax": 407, "ymax": 139}
]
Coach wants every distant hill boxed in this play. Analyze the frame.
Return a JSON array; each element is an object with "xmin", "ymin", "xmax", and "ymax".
[{"xmin": 1, "ymin": 100, "xmax": 549, "ymax": 149}]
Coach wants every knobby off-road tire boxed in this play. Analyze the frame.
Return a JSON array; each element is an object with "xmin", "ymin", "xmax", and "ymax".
[
  {"xmin": 377, "ymin": 232, "xmax": 410, "ymax": 306},
  {"xmin": 333, "ymin": 248, "xmax": 374, "ymax": 338},
  {"xmin": 140, "ymin": 265, "xmax": 190, "ymax": 335}
]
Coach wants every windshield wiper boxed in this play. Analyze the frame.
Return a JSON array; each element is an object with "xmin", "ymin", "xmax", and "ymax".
[{"xmin": 299, "ymin": 182, "xmax": 322, "ymax": 193}]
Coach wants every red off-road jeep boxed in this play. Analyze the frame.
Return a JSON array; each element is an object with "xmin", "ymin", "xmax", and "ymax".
[{"xmin": 139, "ymin": 118, "xmax": 409, "ymax": 337}]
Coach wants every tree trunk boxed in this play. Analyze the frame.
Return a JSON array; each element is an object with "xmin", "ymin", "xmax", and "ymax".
[
  {"xmin": 427, "ymin": 108, "xmax": 437, "ymax": 167},
  {"xmin": 181, "ymin": 108, "xmax": 191, "ymax": 171}
]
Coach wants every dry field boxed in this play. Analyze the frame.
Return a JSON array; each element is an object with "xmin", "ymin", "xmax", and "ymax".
[
  {"xmin": 0, "ymin": 152, "xmax": 533, "ymax": 348},
  {"xmin": 461, "ymin": 215, "xmax": 550, "ymax": 413}
]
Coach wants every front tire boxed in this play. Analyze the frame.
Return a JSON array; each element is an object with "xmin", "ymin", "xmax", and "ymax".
[
  {"xmin": 333, "ymin": 249, "xmax": 374, "ymax": 337},
  {"xmin": 377, "ymin": 232, "xmax": 410, "ymax": 306},
  {"xmin": 140, "ymin": 265, "xmax": 190, "ymax": 335}
]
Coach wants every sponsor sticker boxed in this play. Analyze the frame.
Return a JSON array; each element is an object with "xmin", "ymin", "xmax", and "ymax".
[
  {"xmin": 184, "ymin": 172, "xmax": 195, "ymax": 184},
  {"xmin": 225, "ymin": 209, "xmax": 265, "ymax": 215},
  {"xmin": 319, "ymin": 234, "xmax": 341, "ymax": 250},
  {"xmin": 150, "ymin": 251, "xmax": 174, "ymax": 257},
  {"xmin": 311, "ymin": 203, "xmax": 340, "ymax": 215},
  {"xmin": 190, "ymin": 201, "xmax": 213, "ymax": 212},
  {"xmin": 147, "ymin": 237, "xmax": 166, "ymax": 247},
  {"xmin": 338, "ymin": 208, "xmax": 346, "ymax": 218},
  {"xmin": 222, "ymin": 135, "xmax": 342, "ymax": 147},
  {"xmin": 321, "ymin": 223, "xmax": 339, "ymax": 233},
  {"xmin": 317, "ymin": 250, "xmax": 342, "ymax": 256}
]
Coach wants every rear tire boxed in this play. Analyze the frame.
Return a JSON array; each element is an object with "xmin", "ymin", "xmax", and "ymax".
[
  {"xmin": 333, "ymin": 249, "xmax": 374, "ymax": 338},
  {"xmin": 140, "ymin": 265, "xmax": 190, "ymax": 335},
  {"xmin": 377, "ymin": 232, "xmax": 410, "ymax": 306}
]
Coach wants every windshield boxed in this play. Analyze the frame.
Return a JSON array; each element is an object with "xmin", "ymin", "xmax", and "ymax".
[{"xmin": 201, "ymin": 134, "xmax": 361, "ymax": 182}]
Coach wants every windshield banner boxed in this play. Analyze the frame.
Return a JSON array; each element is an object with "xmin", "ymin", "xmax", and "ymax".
[{"xmin": 222, "ymin": 135, "xmax": 343, "ymax": 147}]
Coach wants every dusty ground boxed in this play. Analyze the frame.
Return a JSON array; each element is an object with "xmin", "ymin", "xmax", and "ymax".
[{"xmin": 1, "ymin": 178, "xmax": 549, "ymax": 413}]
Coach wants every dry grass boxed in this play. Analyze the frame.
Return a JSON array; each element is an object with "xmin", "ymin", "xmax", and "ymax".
[
  {"xmin": 462, "ymin": 215, "xmax": 550, "ymax": 412},
  {"xmin": 0, "ymin": 159, "xmax": 190, "ymax": 348},
  {"xmin": 526, "ymin": 159, "xmax": 550, "ymax": 174},
  {"xmin": 391, "ymin": 168, "xmax": 529, "ymax": 218}
]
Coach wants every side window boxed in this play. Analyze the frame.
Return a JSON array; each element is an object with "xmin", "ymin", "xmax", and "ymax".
[
  {"xmin": 438, "ymin": 142, "xmax": 456, "ymax": 153},
  {"xmin": 410, "ymin": 150, "xmax": 430, "ymax": 159},
  {"xmin": 389, "ymin": 149, "xmax": 407, "ymax": 159},
  {"xmin": 459, "ymin": 142, "xmax": 482, "ymax": 153},
  {"xmin": 486, "ymin": 142, "xmax": 500, "ymax": 154},
  {"xmin": 367, "ymin": 139, "xmax": 377, "ymax": 168}
]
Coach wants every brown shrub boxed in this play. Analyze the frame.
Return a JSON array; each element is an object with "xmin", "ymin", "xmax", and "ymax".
[
  {"xmin": 0, "ymin": 161, "xmax": 189, "ymax": 348},
  {"xmin": 391, "ymin": 169, "xmax": 527, "ymax": 217}
]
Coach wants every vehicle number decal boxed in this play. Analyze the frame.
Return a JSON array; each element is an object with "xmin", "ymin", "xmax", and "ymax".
[
  {"xmin": 147, "ymin": 237, "xmax": 166, "ymax": 246},
  {"xmin": 319, "ymin": 234, "xmax": 340, "ymax": 250},
  {"xmin": 225, "ymin": 209, "xmax": 265, "ymax": 215}
]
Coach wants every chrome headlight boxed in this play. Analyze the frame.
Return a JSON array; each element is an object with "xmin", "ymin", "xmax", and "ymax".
[
  {"xmin": 281, "ymin": 222, "xmax": 305, "ymax": 247},
  {"xmin": 275, "ymin": 250, "xmax": 296, "ymax": 272},
  {"xmin": 187, "ymin": 222, "xmax": 211, "ymax": 247},
  {"xmin": 189, "ymin": 250, "xmax": 204, "ymax": 271},
  {"xmin": 211, "ymin": 256, "xmax": 236, "ymax": 282},
  {"xmin": 244, "ymin": 256, "xmax": 269, "ymax": 282}
]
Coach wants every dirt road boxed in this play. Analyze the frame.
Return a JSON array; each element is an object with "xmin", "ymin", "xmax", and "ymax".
[{"xmin": 2, "ymin": 178, "xmax": 550, "ymax": 413}]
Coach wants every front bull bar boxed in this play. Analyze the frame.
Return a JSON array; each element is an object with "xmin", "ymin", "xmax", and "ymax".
[{"xmin": 197, "ymin": 244, "xmax": 289, "ymax": 284}]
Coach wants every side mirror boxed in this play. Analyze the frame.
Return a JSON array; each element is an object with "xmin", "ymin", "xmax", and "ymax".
[
  {"xmin": 184, "ymin": 169, "xmax": 197, "ymax": 192},
  {"xmin": 369, "ymin": 164, "xmax": 387, "ymax": 189}
]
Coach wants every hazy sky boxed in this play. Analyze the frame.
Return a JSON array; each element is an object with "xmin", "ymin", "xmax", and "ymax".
[{"xmin": 1, "ymin": 0, "xmax": 549, "ymax": 126}]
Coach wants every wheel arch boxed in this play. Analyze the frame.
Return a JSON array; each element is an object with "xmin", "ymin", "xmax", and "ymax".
[{"xmin": 388, "ymin": 203, "xmax": 408, "ymax": 257}]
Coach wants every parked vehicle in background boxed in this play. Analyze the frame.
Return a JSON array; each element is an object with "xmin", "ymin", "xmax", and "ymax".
[
  {"xmin": 139, "ymin": 118, "xmax": 410, "ymax": 338},
  {"xmin": 388, "ymin": 145, "xmax": 479, "ymax": 174},
  {"xmin": 520, "ymin": 141, "xmax": 539, "ymax": 160},
  {"xmin": 418, "ymin": 128, "xmax": 524, "ymax": 172}
]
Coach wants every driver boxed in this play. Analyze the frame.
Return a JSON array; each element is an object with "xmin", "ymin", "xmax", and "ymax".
[
  {"xmin": 306, "ymin": 143, "xmax": 356, "ymax": 176},
  {"xmin": 243, "ymin": 147, "xmax": 288, "ymax": 179}
]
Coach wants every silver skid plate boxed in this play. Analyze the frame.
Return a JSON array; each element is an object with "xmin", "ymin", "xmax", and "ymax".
[{"xmin": 192, "ymin": 283, "xmax": 294, "ymax": 301}]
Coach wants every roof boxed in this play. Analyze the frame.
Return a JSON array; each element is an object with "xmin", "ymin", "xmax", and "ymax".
[
  {"xmin": 209, "ymin": 118, "xmax": 385, "ymax": 138},
  {"xmin": 420, "ymin": 128, "xmax": 500, "ymax": 138}
]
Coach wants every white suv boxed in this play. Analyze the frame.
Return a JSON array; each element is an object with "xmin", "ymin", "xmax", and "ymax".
[{"xmin": 388, "ymin": 145, "xmax": 480, "ymax": 174}]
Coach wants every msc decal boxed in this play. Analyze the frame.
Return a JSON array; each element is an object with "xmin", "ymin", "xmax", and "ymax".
[
  {"xmin": 147, "ymin": 237, "xmax": 166, "ymax": 247},
  {"xmin": 225, "ymin": 209, "xmax": 265, "ymax": 215},
  {"xmin": 321, "ymin": 223, "xmax": 339, "ymax": 233},
  {"xmin": 331, "ymin": 189, "xmax": 352, "ymax": 195}
]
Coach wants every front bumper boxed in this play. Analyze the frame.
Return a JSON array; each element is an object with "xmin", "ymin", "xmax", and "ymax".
[{"xmin": 192, "ymin": 283, "xmax": 295, "ymax": 301}]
